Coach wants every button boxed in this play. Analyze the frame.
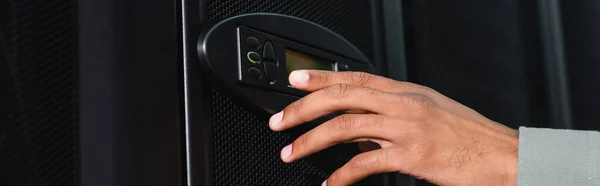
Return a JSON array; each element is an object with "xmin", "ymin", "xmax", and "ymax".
[
  {"xmin": 247, "ymin": 67, "xmax": 263, "ymax": 79},
  {"xmin": 264, "ymin": 62, "xmax": 278, "ymax": 83},
  {"xmin": 247, "ymin": 37, "xmax": 260, "ymax": 49},
  {"xmin": 247, "ymin": 52, "xmax": 261, "ymax": 64},
  {"xmin": 335, "ymin": 62, "xmax": 351, "ymax": 71},
  {"xmin": 263, "ymin": 42, "xmax": 276, "ymax": 61}
]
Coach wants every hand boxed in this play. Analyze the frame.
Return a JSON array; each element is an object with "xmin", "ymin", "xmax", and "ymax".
[{"xmin": 269, "ymin": 70, "xmax": 519, "ymax": 186}]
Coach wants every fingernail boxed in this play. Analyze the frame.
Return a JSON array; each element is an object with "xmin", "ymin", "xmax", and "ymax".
[
  {"xmin": 322, "ymin": 180, "xmax": 327, "ymax": 186},
  {"xmin": 290, "ymin": 71, "xmax": 309, "ymax": 85},
  {"xmin": 269, "ymin": 111, "xmax": 284, "ymax": 129},
  {"xmin": 280, "ymin": 144, "xmax": 292, "ymax": 160}
]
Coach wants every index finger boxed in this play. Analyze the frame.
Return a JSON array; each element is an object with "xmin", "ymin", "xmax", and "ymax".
[{"xmin": 289, "ymin": 70, "xmax": 422, "ymax": 93}]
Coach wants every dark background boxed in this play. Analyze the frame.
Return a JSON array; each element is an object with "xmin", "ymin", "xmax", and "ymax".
[
  {"xmin": 1, "ymin": 0, "xmax": 599, "ymax": 186},
  {"xmin": 402, "ymin": 0, "xmax": 599, "ymax": 131}
]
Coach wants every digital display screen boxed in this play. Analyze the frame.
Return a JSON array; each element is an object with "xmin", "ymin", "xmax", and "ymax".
[{"xmin": 285, "ymin": 49, "xmax": 332, "ymax": 76}]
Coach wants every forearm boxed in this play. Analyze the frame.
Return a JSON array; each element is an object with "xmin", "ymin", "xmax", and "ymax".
[{"xmin": 518, "ymin": 127, "xmax": 600, "ymax": 186}]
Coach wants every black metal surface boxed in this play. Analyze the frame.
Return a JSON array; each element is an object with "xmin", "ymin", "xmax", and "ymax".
[
  {"xmin": 205, "ymin": 0, "xmax": 377, "ymax": 65},
  {"xmin": 79, "ymin": 0, "xmax": 182, "ymax": 185},
  {"xmin": 181, "ymin": 0, "xmax": 209, "ymax": 185},
  {"xmin": 382, "ymin": 0, "xmax": 409, "ymax": 82},
  {"xmin": 0, "ymin": 0, "xmax": 77, "ymax": 185},
  {"xmin": 561, "ymin": 1, "xmax": 600, "ymax": 131},
  {"xmin": 402, "ymin": 0, "xmax": 550, "ymax": 130},
  {"xmin": 537, "ymin": 0, "xmax": 573, "ymax": 129}
]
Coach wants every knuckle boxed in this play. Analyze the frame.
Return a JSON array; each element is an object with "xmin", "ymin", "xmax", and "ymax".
[
  {"xmin": 284, "ymin": 100, "xmax": 308, "ymax": 123},
  {"xmin": 396, "ymin": 81, "xmax": 418, "ymax": 91},
  {"xmin": 334, "ymin": 115, "xmax": 355, "ymax": 132},
  {"xmin": 314, "ymin": 71, "xmax": 332, "ymax": 86},
  {"xmin": 332, "ymin": 115, "xmax": 383, "ymax": 134},
  {"xmin": 378, "ymin": 149, "xmax": 390, "ymax": 161},
  {"xmin": 326, "ymin": 84, "xmax": 353, "ymax": 99},
  {"xmin": 321, "ymin": 71, "xmax": 332, "ymax": 85},
  {"xmin": 349, "ymin": 154, "xmax": 372, "ymax": 171},
  {"xmin": 397, "ymin": 82, "xmax": 438, "ymax": 95},
  {"xmin": 295, "ymin": 133, "xmax": 311, "ymax": 151},
  {"xmin": 397, "ymin": 93, "xmax": 436, "ymax": 111},
  {"xmin": 372, "ymin": 150, "xmax": 388, "ymax": 167},
  {"xmin": 363, "ymin": 115, "xmax": 384, "ymax": 129},
  {"xmin": 289, "ymin": 99, "xmax": 305, "ymax": 115},
  {"xmin": 350, "ymin": 72, "xmax": 372, "ymax": 86},
  {"xmin": 367, "ymin": 87, "xmax": 385, "ymax": 97}
]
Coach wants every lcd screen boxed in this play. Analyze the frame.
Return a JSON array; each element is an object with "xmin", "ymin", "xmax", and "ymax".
[{"xmin": 285, "ymin": 49, "xmax": 333, "ymax": 76}]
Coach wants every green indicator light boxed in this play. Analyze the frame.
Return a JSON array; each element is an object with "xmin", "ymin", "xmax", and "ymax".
[{"xmin": 247, "ymin": 52, "xmax": 260, "ymax": 64}]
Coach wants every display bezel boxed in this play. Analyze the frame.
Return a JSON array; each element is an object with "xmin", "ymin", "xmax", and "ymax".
[{"xmin": 237, "ymin": 26, "xmax": 369, "ymax": 97}]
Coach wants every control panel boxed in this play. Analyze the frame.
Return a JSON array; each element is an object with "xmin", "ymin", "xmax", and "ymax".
[
  {"xmin": 237, "ymin": 26, "xmax": 368, "ymax": 96},
  {"xmin": 197, "ymin": 13, "xmax": 375, "ymax": 114}
]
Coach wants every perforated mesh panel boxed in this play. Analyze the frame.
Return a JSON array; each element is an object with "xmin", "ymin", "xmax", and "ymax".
[
  {"xmin": 212, "ymin": 90, "xmax": 363, "ymax": 186},
  {"xmin": 206, "ymin": 0, "xmax": 375, "ymax": 61},
  {"xmin": 206, "ymin": 1, "xmax": 377, "ymax": 185},
  {"xmin": 0, "ymin": 0, "xmax": 77, "ymax": 185}
]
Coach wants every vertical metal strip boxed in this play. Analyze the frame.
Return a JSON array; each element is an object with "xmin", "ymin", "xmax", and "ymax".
[
  {"xmin": 382, "ymin": 0, "xmax": 408, "ymax": 82},
  {"xmin": 370, "ymin": 0, "xmax": 386, "ymax": 76},
  {"xmin": 537, "ymin": 0, "xmax": 574, "ymax": 129}
]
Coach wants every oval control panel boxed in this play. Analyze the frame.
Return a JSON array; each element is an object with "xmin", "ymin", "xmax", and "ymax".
[{"xmin": 197, "ymin": 13, "xmax": 375, "ymax": 114}]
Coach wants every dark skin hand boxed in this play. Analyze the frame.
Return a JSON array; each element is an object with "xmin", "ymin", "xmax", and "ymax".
[{"xmin": 269, "ymin": 70, "xmax": 519, "ymax": 186}]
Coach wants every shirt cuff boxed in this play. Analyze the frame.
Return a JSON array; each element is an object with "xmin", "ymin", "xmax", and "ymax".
[{"xmin": 517, "ymin": 126, "xmax": 600, "ymax": 186}]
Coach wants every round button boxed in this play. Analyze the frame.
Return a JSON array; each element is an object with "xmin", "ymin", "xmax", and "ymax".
[
  {"xmin": 247, "ymin": 37, "xmax": 260, "ymax": 49},
  {"xmin": 247, "ymin": 67, "xmax": 263, "ymax": 79},
  {"xmin": 247, "ymin": 52, "xmax": 261, "ymax": 64}
]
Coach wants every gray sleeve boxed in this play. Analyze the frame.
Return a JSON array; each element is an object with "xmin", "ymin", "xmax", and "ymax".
[{"xmin": 518, "ymin": 127, "xmax": 600, "ymax": 186}]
